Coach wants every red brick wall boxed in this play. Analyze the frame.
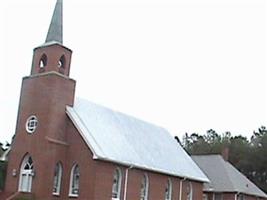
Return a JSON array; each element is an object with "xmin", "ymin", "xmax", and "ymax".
[
  {"xmin": 93, "ymin": 160, "xmax": 203, "ymax": 200},
  {"xmin": 57, "ymin": 116, "xmax": 96, "ymax": 200},
  {"xmin": 223, "ymin": 193, "xmax": 236, "ymax": 200}
]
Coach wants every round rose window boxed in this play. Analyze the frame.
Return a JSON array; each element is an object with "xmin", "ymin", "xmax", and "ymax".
[{"xmin": 25, "ymin": 115, "xmax": 38, "ymax": 134}]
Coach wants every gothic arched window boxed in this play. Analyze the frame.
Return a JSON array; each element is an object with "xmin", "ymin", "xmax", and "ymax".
[
  {"xmin": 18, "ymin": 154, "xmax": 34, "ymax": 192},
  {"xmin": 58, "ymin": 55, "xmax": 65, "ymax": 68},
  {"xmin": 112, "ymin": 168, "xmax": 122, "ymax": 199},
  {"xmin": 53, "ymin": 162, "xmax": 63, "ymax": 195},
  {"xmin": 165, "ymin": 179, "xmax": 172, "ymax": 200},
  {"xmin": 69, "ymin": 164, "xmax": 80, "ymax": 197},
  {"xmin": 39, "ymin": 54, "xmax": 47, "ymax": 68},
  {"xmin": 140, "ymin": 174, "xmax": 149, "ymax": 200}
]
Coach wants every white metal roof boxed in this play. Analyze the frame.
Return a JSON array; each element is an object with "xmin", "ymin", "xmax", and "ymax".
[
  {"xmin": 66, "ymin": 98, "xmax": 209, "ymax": 182},
  {"xmin": 192, "ymin": 155, "xmax": 267, "ymax": 198}
]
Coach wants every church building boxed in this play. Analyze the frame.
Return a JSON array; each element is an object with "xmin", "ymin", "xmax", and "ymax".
[{"xmin": 1, "ymin": 0, "xmax": 209, "ymax": 199}]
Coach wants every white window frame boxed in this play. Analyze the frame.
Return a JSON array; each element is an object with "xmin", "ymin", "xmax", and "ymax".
[
  {"xmin": 140, "ymin": 174, "xmax": 149, "ymax": 200},
  {"xmin": 69, "ymin": 164, "xmax": 80, "ymax": 197},
  {"xmin": 53, "ymin": 162, "xmax": 63, "ymax": 196},
  {"xmin": 25, "ymin": 115, "xmax": 38, "ymax": 134},
  {"xmin": 165, "ymin": 179, "xmax": 172, "ymax": 200},
  {"xmin": 112, "ymin": 168, "xmax": 122, "ymax": 200},
  {"xmin": 186, "ymin": 182, "xmax": 193, "ymax": 200},
  {"xmin": 18, "ymin": 154, "xmax": 34, "ymax": 193}
]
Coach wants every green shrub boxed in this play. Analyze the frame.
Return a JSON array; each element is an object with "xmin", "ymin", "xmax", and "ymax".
[{"xmin": 0, "ymin": 161, "xmax": 7, "ymax": 190}]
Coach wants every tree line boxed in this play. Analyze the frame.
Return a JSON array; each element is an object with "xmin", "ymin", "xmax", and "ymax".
[
  {"xmin": 181, "ymin": 126, "xmax": 267, "ymax": 193},
  {"xmin": 0, "ymin": 128, "xmax": 266, "ymax": 193}
]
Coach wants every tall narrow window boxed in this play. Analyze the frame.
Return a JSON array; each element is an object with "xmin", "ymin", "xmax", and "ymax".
[
  {"xmin": 53, "ymin": 162, "xmax": 63, "ymax": 195},
  {"xmin": 165, "ymin": 179, "xmax": 172, "ymax": 200},
  {"xmin": 69, "ymin": 164, "xmax": 80, "ymax": 197},
  {"xmin": 186, "ymin": 182, "xmax": 193, "ymax": 200},
  {"xmin": 112, "ymin": 168, "xmax": 122, "ymax": 200},
  {"xmin": 140, "ymin": 174, "xmax": 149, "ymax": 200},
  {"xmin": 18, "ymin": 154, "xmax": 34, "ymax": 193}
]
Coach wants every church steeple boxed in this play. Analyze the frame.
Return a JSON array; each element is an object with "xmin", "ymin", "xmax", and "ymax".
[
  {"xmin": 45, "ymin": 0, "xmax": 63, "ymax": 44},
  {"xmin": 31, "ymin": 0, "xmax": 72, "ymax": 77}
]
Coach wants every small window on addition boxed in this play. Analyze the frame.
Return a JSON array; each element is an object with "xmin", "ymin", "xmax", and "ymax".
[
  {"xmin": 39, "ymin": 54, "xmax": 47, "ymax": 68},
  {"xmin": 58, "ymin": 55, "xmax": 65, "ymax": 68}
]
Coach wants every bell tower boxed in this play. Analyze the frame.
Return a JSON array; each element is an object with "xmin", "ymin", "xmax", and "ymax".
[
  {"xmin": 4, "ymin": 0, "xmax": 76, "ymax": 198},
  {"xmin": 31, "ymin": 0, "xmax": 72, "ymax": 76}
]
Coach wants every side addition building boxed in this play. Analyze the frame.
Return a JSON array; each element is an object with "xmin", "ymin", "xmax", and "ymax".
[{"xmin": 192, "ymin": 155, "xmax": 267, "ymax": 200}]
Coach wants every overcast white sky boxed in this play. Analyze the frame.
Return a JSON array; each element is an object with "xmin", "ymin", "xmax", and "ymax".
[{"xmin": 0, "ymin": 0, "xmax": 266, "ymax": 143}]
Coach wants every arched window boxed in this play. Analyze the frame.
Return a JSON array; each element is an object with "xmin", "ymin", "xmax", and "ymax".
[
  {"xmin": 58, "ymin": 55, "xmax": 65, "ymax": 68},
  {"xmin": 186, "ymin": 182, "xmax": 193, "ymax": 200},
  {"xmin": 18, "ymin": 154, "xmax": 34, "ymax": 192},
  {"xmin": 112, "ymin": 168, "xmax": 122, "ymax": 199},
  {"xmin": 53, "ymin": 162, "xmax": 63, "ymax": 195},
  {"xmin": 165, "ymin": 179, "xmax": 172, "ymax": 200},
  {"xmin": 39, "ymin": 54, "xmax": 47, "ymax": 68},
  {"xmin": 69, "ymin": 164, "xmax": 80, "ymax": 197},
  {"xmin": 140, "ymin": 174, "xmax": 149, "ymax": 200}
]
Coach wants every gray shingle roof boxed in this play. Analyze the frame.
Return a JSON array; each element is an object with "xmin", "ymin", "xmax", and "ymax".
[
  {"xmin": 66, "ymin": 98, "xmax": 209, "ymax": 182},
  {"xmin": 192, "ymin": 155, "xmax": 267, "ymax": 198}
]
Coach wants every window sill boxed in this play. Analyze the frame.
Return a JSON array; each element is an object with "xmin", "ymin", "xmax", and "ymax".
[
  {"xmin": 69, "ymin": 194, "xmax": 79, "ymax": 198},
  {"xmin": 18, "ymin": 191, "xmax": 32, "ymax": 194},
  {"xmin": 52, "ymin": 193, "xmax": 60, "ymax": 196}
]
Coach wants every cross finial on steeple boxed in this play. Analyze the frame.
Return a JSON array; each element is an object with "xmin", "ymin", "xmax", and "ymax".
[{"xmin": 45, "ymin": 0, "xmax": 63, "ymax": 44}]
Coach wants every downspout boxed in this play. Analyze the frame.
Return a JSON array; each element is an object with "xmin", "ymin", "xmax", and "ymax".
[
  {"xmin": 179, "ymin": 177, "xmax": 186, "ymax": 200},
  {"xmin": 123, "ymin": 165, "xmax": 133, "ymax": 200}
]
